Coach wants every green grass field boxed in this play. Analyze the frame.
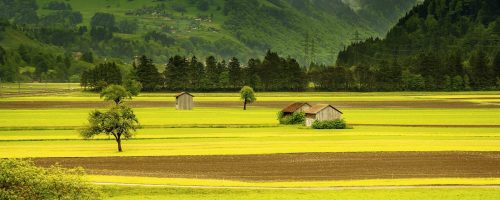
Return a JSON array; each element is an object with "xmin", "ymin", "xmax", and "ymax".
[
  {"xmin": 1, "ymin": 89, "xmax": 500, "ymax": 199},
  {"xmin": 2, "ymin": 126, "xmax": 499, "ymax": 158},
  {"xmin": 1, "ymin": 108, "xmax": 499, "ymax": 128},
  {"xmin": 101, "ymin": 186, "xmax": 500, "ymax": 200}
]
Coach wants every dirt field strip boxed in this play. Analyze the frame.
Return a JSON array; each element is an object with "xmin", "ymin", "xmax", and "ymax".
[
  {"xmin": 92, "ymin": 182, "xmax": 500, "ymax": 190},
  {"xmin": 1, "ymin": 100, "xmax": 498, "ymax": 109},
  {"xmin": 34, "ymin": 152, "xmax": 500, "ymax": 181}
]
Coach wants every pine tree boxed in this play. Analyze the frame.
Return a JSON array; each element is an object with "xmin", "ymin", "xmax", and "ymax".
[
  {"xmin": 205, "ymin": 56, "xmax": 219, "ymax": 90},
  {"xmin": 228, "ymin": 57, "xmax": 241, "ymax": 89},
  {"xmin": 134, "ymin": 55, "xmax": 161, "ymax": 91},
  {"xmin": 470, "ymin": 49, "xmax": 493, "ymax": 89},
  {"xmin": 494, "ymin": 51, "xmax": 500, "ymax": 80}
]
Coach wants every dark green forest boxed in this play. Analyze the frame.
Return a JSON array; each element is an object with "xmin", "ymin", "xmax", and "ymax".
[
  {"xmin": 0, "ymin": 0, "xmax": 499, "ymax": 91},
  {"xmin": 335, "ymin": 0, "xmax": 500, "ymax": 91}
]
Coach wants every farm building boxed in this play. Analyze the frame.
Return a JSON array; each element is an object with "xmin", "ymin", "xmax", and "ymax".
[
  {"xmin": 305, "ymin": 104, "xmax": 343, "ymax": 127},
  {"xmin": 281, "ymin": 102, "xmax": 312, "ymax": 116},
  {"xmin": 175, "ymin": 92, "xmax": 194, "ymax": 110}
]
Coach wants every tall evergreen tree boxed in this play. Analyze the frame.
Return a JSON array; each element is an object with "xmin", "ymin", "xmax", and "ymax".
[
  {"xmin": 134, "ymin": 55, "xmax": 162, "ymax": 91},
  {"xmin": 470, "ymin": 49, "xmax": 493, "ymax": 89},
  {"xmin": 165, "ymin": 55, "xmax": 188, "ymax": 90},
  {"xmin": 205, "ymin": 56, "xmax": 219, "ymax": 90},
  {"xmin": 244, "ymin": 58, "xmax": 261, "ymax": 89},
  {"xmin": 188, "ymin": 56, "xmax": 205, "ymax": 90},
  {"xmin": 494, "ymin": 51, "xmax": 500, "ymax": 80},
  {"xmin": 228, "ymin": 57, "xmax": 241, "ymax": 88}
]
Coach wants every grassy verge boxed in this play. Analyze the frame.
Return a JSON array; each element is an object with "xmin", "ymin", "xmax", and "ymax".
[
  {"xmin": 101, "ymin": 186, "xmax": 500, "ymax": 200},
  {"xmin": 89, "ymin": 176, "xmax": 500, "ymax": 188}
]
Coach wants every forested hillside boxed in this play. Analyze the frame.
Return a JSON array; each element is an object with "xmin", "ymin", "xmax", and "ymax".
[
  {"xmin": 334, "ymin": 0, "xmax": 499, "ymax": 91},
  {"xmin": 0, "ymin": 0, "xmax": 418, "ymax": 83}
]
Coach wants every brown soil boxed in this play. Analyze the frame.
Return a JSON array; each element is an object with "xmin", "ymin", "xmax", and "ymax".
[
  {"xmin": 33, "ymin": 152, "xmax": 500, "ymax": 181},
  {"xmin": 1, "ymin": 100, "xmax": 498, "ymax": 109}
]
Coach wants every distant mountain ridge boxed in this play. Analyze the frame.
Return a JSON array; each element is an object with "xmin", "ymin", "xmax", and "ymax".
[{"xmin": 0, "ymin": 0, "xmax": 420, "ymax": 83}]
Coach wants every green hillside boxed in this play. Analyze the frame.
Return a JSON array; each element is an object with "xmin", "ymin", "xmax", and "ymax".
[
  {"xmin": 0, "ymin": 0, "xmax": 420, "ymax": 84},
  {"xmin": 3, "ymin": 0, "xmax": 419, "ymax": 62},
  {"xmin": 335, "ymin": 0, "xmax": 500, "ymax": 91}
]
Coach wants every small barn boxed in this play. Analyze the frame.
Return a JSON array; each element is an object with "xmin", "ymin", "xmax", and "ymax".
[
  {"xmin": 175, "ymin": 92, "xmax": 194, "ymax": 110},
  {"xmin": 281, "ymin": 102, "xmax": 312, "ymax": 116},
  {"xmin": 305, "ymin": 104, "xmax": 343, "ymax": 127}
]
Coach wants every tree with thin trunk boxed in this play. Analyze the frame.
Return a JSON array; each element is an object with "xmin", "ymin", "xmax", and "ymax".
[
  {"xmin": 80, "ymin": 85, "xmax": 140, "ymax": 152},
  {"xmin": 80, "ymin": 105, "xmax": 139, "ymax": 152},
  {"xmin": 240, "ymin": 86, "xmax": 256, "ymax": 110}
]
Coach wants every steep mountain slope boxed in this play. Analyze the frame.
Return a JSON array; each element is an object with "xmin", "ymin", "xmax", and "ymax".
[
  {"xmin": 0, "ymin": 0, "xmax": 419, "ymax": 83},
  {"xmin": 22, "ymin": 0, "xmax": 418, "ymax": 64}
]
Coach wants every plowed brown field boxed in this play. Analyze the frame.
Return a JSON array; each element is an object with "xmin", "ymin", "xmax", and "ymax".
[{"xmin": 33, "ymin": 152, "xmax": 500, "ymax": 181}]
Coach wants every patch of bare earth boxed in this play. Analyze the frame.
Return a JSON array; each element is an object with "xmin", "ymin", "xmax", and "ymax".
[
  {"xmin": 33, "ymin": 152, "xmax": 500, "ymax": 181},
  {"xmin": 1, "ymin": 100, "xmax": 498, "ymax": 109}
]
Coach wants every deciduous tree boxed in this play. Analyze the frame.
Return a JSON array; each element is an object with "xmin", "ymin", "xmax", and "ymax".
[{"xmin": 240, "ymin": 86, "xmax": 256, "ymax": 110}]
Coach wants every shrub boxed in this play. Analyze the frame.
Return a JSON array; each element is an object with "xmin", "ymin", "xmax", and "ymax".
[
  {"xmin": 0, "ymin": 159, "xmax": 101, "ymax": 200},
  {"xmin": 312, "ymin": 119, "xmax": 347, "ymax": 129},
  {"xmin": 278, "ymin": 111, "xmax": 306, "ymax": 125}
]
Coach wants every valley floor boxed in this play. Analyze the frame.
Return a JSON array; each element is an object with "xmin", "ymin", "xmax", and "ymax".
[{"xmin": 1, "ymin": 85, "xmax": 499, "ymax": 199}]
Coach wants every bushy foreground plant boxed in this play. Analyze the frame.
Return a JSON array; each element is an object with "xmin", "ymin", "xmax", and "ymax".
[
  {"xmin": 277, "ymin": 111, "xmax": 306, "ymax": 125},
  {"xmin": 312, "ymin": 119, "xmax": 347, "ymax": 129},
  {"xmin": 0, "ymin": 159, "xmax": 100, "ymax": 200}
]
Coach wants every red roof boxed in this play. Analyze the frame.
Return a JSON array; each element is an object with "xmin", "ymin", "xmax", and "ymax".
[
  {"xmin": 305, "ymin": 104, "xmax": 343, "ymax": 114},
  {"xmin": 174, "ymin": 92, "xmax": 194, "ymax": 98},
  {"xmin": 281, "ymin": 102, "xmax": 311, "ymax": 113}
]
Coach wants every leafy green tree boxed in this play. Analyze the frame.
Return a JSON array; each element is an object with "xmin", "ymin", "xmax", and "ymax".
[
  {"xmin": 80, "ymin": 62, "xmax": 122, "ymax": 91},
  {"xmin": 100, "ymin": 85, "xmax": 133, "ymax": 105},
  {"xmin": 90, "ymin": 12, "xmax": 115, "ymax": 30},
  {"xmin": 0, "ymin": 159, "xmax": 100, "ymax": 200},
  {"xmin": 240, "ymin": 86, "xmax": 256, "ymax": 110},
  {"xmin": 82, "ymin": 51, "xmax": 94, "ymax": 63},
  {"xmin": 117, "ymin": 19, "xmax": 138, "ymax": 34},
  {"xmin": 80, "ymin": 105, "xmax": 139, "ymax": 152},
  {"xmin": 197, "ymin": 0, "xmax": 210, "ymax": 11},
  {"xmin": 124, "ymin": 79, "xmax": 142, "ymax": 96},
  {"xmin": 90, "ymin": 26, "xmax": 113, "ymax": 41}
]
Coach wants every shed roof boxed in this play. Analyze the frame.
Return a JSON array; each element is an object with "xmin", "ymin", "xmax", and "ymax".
[
  {"xmin": 305, "ymin": 104, "xmax": 343, "ymax": 114},
  {"xmin": 281, "ymin": 102, "xmax": 311, "ymax": 113},
  {"xmin": 174, "ymin": 92, "xmax": 194, "ymax": 98}
]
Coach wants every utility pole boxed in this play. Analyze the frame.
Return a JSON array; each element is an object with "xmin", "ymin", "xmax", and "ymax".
[
  {"xmin": 351, "ymin": 30, "xmax": 362, "ymax": 43},
  {"xmin": 350, "ymin": 31, "xmax": 363, "ymax": 64}
]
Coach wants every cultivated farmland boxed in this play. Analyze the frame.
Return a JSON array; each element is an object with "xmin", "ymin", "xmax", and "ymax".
[{"xmin": 1, "ymin": 85, "xmax": 500, "ymax": 199}]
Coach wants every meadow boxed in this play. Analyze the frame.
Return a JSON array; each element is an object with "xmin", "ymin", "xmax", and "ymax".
[
  {"xmin": 101, "ymin": 186, "xmax": 500, "ymax": 200},
  {"xmin": 1, "ymin": 87, "xmax": 500, "ymax": 199}
]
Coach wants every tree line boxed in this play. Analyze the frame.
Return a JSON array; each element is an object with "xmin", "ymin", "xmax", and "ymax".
[{"xmin": 81, "ymin": 50, "xmax": 308, "ymax": 92}]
